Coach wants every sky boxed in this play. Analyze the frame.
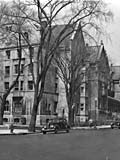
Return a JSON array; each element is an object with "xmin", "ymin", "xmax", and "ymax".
[
  {"xmin": 2, "ymin": 0, "xmax": 120, "ymax": 65},
  {"xmin": 104, "ymin": 0, "xmax": 120, "ymax": 65}
]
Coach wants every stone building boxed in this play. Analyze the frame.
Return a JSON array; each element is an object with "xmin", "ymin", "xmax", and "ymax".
[
  {"xmin": 74, "ymin": 42, "xmax": 110, "ymax": 124},
  {"xmin": 56, "ymin": 23, "xmax": 110, "ymax": 124},
  {"xmin": 0, "ymin": 44, "xmax": 58, "ymax": 125},
  {"xmin": 107, "ymin": 65, "xmax": 120, "ymax": 119},
  {"xmin": 56, "ymin": 23, "xmax": 86, "ymax": 120}
]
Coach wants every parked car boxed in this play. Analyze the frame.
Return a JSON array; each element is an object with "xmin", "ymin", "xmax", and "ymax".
[
  {"xmin": 41, "ymin": 118, "xmax": 70, "ymax": 134},
  {"xmin": 111, "ymin": 120, "xmax": 120, "ymax": 129}
]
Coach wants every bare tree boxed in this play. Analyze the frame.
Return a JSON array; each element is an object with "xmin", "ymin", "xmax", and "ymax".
[
  {"xmin": 0, "ymin": 0, "xmax": 113, "ymax": 130},
  {"xmin": 23, "ymin": 0, "xmax": 113, "ymax": 131},
  {"xmin": 53, "ymin": 1, "xmax": 113, "ymax": 126},
  {"xmin": 0, "ymin": 1, "xmax": 31, "ymax": 124}
]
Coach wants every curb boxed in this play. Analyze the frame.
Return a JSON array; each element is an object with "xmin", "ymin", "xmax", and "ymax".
[
  {"xmin": 71, "ymin": 126, "xmax": 111, "ymax": 130},
  {"xmin": 0, "ymin": 131, "xmax": 42, "ymax": 136}
]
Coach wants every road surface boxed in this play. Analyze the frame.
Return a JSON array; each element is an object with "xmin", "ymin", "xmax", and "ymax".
[{"xmin": 0, "ymin": 129, "xmax": 120, "ymax": 160}]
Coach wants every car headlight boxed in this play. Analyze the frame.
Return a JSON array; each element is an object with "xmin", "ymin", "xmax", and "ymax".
[{"xmin": 50, "ymin": 125, "xmax": 54, "ymax": 128}]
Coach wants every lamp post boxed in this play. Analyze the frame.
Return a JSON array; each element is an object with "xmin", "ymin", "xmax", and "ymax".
[
  {"xmin": 94, "ymin": 98, "xmax": 97, "ymax": 129},
  {"xmin": 72, "ymin": 103, "xmax": 75, "ymax": 126}
]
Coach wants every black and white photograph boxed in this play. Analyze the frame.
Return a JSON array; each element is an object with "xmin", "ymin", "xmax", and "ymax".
[{"xmin": 0, "ymin": 0, "xmax": 119, "ymax": 159}]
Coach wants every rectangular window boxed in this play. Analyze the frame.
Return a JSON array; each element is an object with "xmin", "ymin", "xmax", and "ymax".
[
  {"xmin": 55, "ymin": 83, "xmax": 58, "ymax": 93},
  {"xmin": 21, "ymin": 64, "xmax": 24, "ymax": 73},
  {"xmin": 6, "ymin": 25, "xmax": 12, "ymax": 32},
  {"xmin": 5, "ymin": 66, "xmax": 10, "ymax": 76},
  {"xmin": 20, "ymin": 81, "xmax": 24, "ymax": 90},
  {"xmin": 17, "ymin": 48, "xmax": 22, "ymax": 58},
  {"xmin": 5, "ymin": 101, "xmax": 9, "ymax": 111},
  {"xmin": 4, "ymin": 82, "xmax": 9, "ymax": 90},
  {"xmin": 6, "ymin": 50, "xmax": 10, "ymax": 59},
  {"xmin": 14, "ymin": 81, "xmax": 19, "ymax": 90},
  {"xmin": 80, "ymin": 103, "xmax": 84, "ymax": 111},
  {"xmin": 29, "ymin": 46, "xmax": 34, "ymax": 58},
  {"xmin": 28, "ymin": 81, "xmax": 33, "ymax": 90},
  {"xmin": 81, "ymin": 86, "xmax": 84, "ymax": 93},
  {"xmin": 14, "ymin": 64, "xmax": 19, "ymax": 74},
  {"xmin": 28, "ymin": 64, "xmax": 32, "ymax": 73},
  {"xmin": 54, "ymin": 102, "xmax": 57, "ymax": 113}
]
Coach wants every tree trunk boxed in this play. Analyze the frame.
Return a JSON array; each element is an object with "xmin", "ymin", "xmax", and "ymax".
[
  {"xmin": 0, "ymin": 99, "xmax": 6, "ymax": 125},
  {"xmin": 68, "ymin": 107, "xmax": 73, "ymax": 126},
  {"xmin": 28, "ymin": 100, "xmax": 38, "ymax": 132},
  {"xmin": 66, "ymin": 95, "xmax": 74, "ymax": 127},
  {"xmin": 28, "ymin": 78, "xmax": 44, "ymax": 132}
]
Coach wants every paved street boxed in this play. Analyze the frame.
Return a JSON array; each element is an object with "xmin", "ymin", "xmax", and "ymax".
[{"xmin": 0, "ymin": 129, "xmax": 120, "ymax": 160}]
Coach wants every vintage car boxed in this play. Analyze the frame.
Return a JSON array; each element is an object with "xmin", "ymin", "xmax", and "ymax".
[
  {"xmin": 41, "ymin": 118, "xmax": 70, "ymax": 134},
  {"xmin": 111, "ymin": 120, "xmax": 120, "ymax": 129}
]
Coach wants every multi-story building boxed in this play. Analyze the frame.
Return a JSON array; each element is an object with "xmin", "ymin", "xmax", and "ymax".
[
  {"xmin": 56, "ymin": 22, "xmax": 86, "ymax": 121},
  {"xmin": 0, "ymin": 44, "xmax": 58, "ymax": 125},
  {"xmin": 56, "ymin": 23, "xmax": 111, "ymax": 124},
  {"xmin": 107, "ymin": 65, "xmax": 120, "ymax": 119},
  {"xmin": 75, "ymin": 42, "xmax": 110, "ymax": 124}
]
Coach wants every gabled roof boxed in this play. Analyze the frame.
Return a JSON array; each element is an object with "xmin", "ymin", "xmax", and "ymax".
[
  {"xmin": 52, "ymin": 22, "xmax": 84, "ymax": 48},
  {"xmin": 85, "ymin": 43, "xmax": 104, "ymax": 64},
  {"xmin": 52, "ymin": 24, "xmax": 73, "ymax": 47}
]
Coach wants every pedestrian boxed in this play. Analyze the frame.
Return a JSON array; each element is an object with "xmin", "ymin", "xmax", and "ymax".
[
  {"xmin": 89, "ymin": 119, "xmax": 93, "ymax": 128},
  {"xmin": 9, "ymin": 123, "xmax": 14, "ymax": 133}
]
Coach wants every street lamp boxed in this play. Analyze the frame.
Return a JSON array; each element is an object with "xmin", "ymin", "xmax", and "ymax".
[
  {"xmin": 72, "ymin": 103, "xmax": 75, "ymax": 126},
  {"xmin": 94, "ymin": 98, "xmax": 97, "ymax": 129}
]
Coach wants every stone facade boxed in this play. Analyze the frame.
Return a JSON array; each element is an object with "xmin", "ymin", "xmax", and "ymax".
[
  {"xmin": 77, "ymin": 43, "xmax": 110, "ymax": 123},
  {"xmin": 107, "ymin": 66, "xmax": 120, "ymax": 119},
  {"xmin": 0, "ymin": 44, "xmax": 58, "ymax": 125}
]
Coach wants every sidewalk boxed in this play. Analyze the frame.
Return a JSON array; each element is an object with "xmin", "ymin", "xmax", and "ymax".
[
  {"xmin": 0, "ymin": 128, "xmax": 42, "ymax": 135},
  {"xmin": 72, "ymin": 125, "xmax": 111, "ymax": 130},
  {"xmin": 0, "ymin": 125, "xmax": 111, "ymax": 135},
  {"xmin": 0, "ymin": 129, "xmax": 28, "ymax": 135}
]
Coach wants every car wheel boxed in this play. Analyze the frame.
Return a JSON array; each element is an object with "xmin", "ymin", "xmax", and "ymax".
[
  {"xmin": 111, "ymin": 126, "xmax": 114, "ymax": 129},
  {"xmin": 66, "ymin": 129, "xmax": 69, "ymax": 133},
  {"xmin": 43, "ymin": 131, "xmax": 46, "ymax": 134},
  {"xmin": 54, "ymin": 128, "xmax": 58, "ymax": 134}
]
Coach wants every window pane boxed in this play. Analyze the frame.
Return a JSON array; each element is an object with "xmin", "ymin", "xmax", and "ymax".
[
  {"xmin": 4, "ymin": 82, "xmax": 9, "ymax": 90},
  {"xmin": 20, "ymin": 81, "xmax": 23, "ymax": 90},
  {"xmin": 14, "ymin": 81, "xmax": 19, "ymax": 90},
  {"xmin": 21, "ymin": 64, "xmax": 24, "ymax": 73},
  {"xmin": 6, "ymin": 50, "xmax": 10, "ymax": 59},
  {"xmin": 28, "ymin": 81, "xmax": 33, "ymax": 90},
  {"xmin": 14, "ymin": 65, "xmax": 19, "ymax": 74},
  {"xmin": 5, "ymin": 66, "xmax": 10, "ymax": 76},
  {"xmin": 5, "ymin": 100, "xmax": 9, "ymax": 111}
]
